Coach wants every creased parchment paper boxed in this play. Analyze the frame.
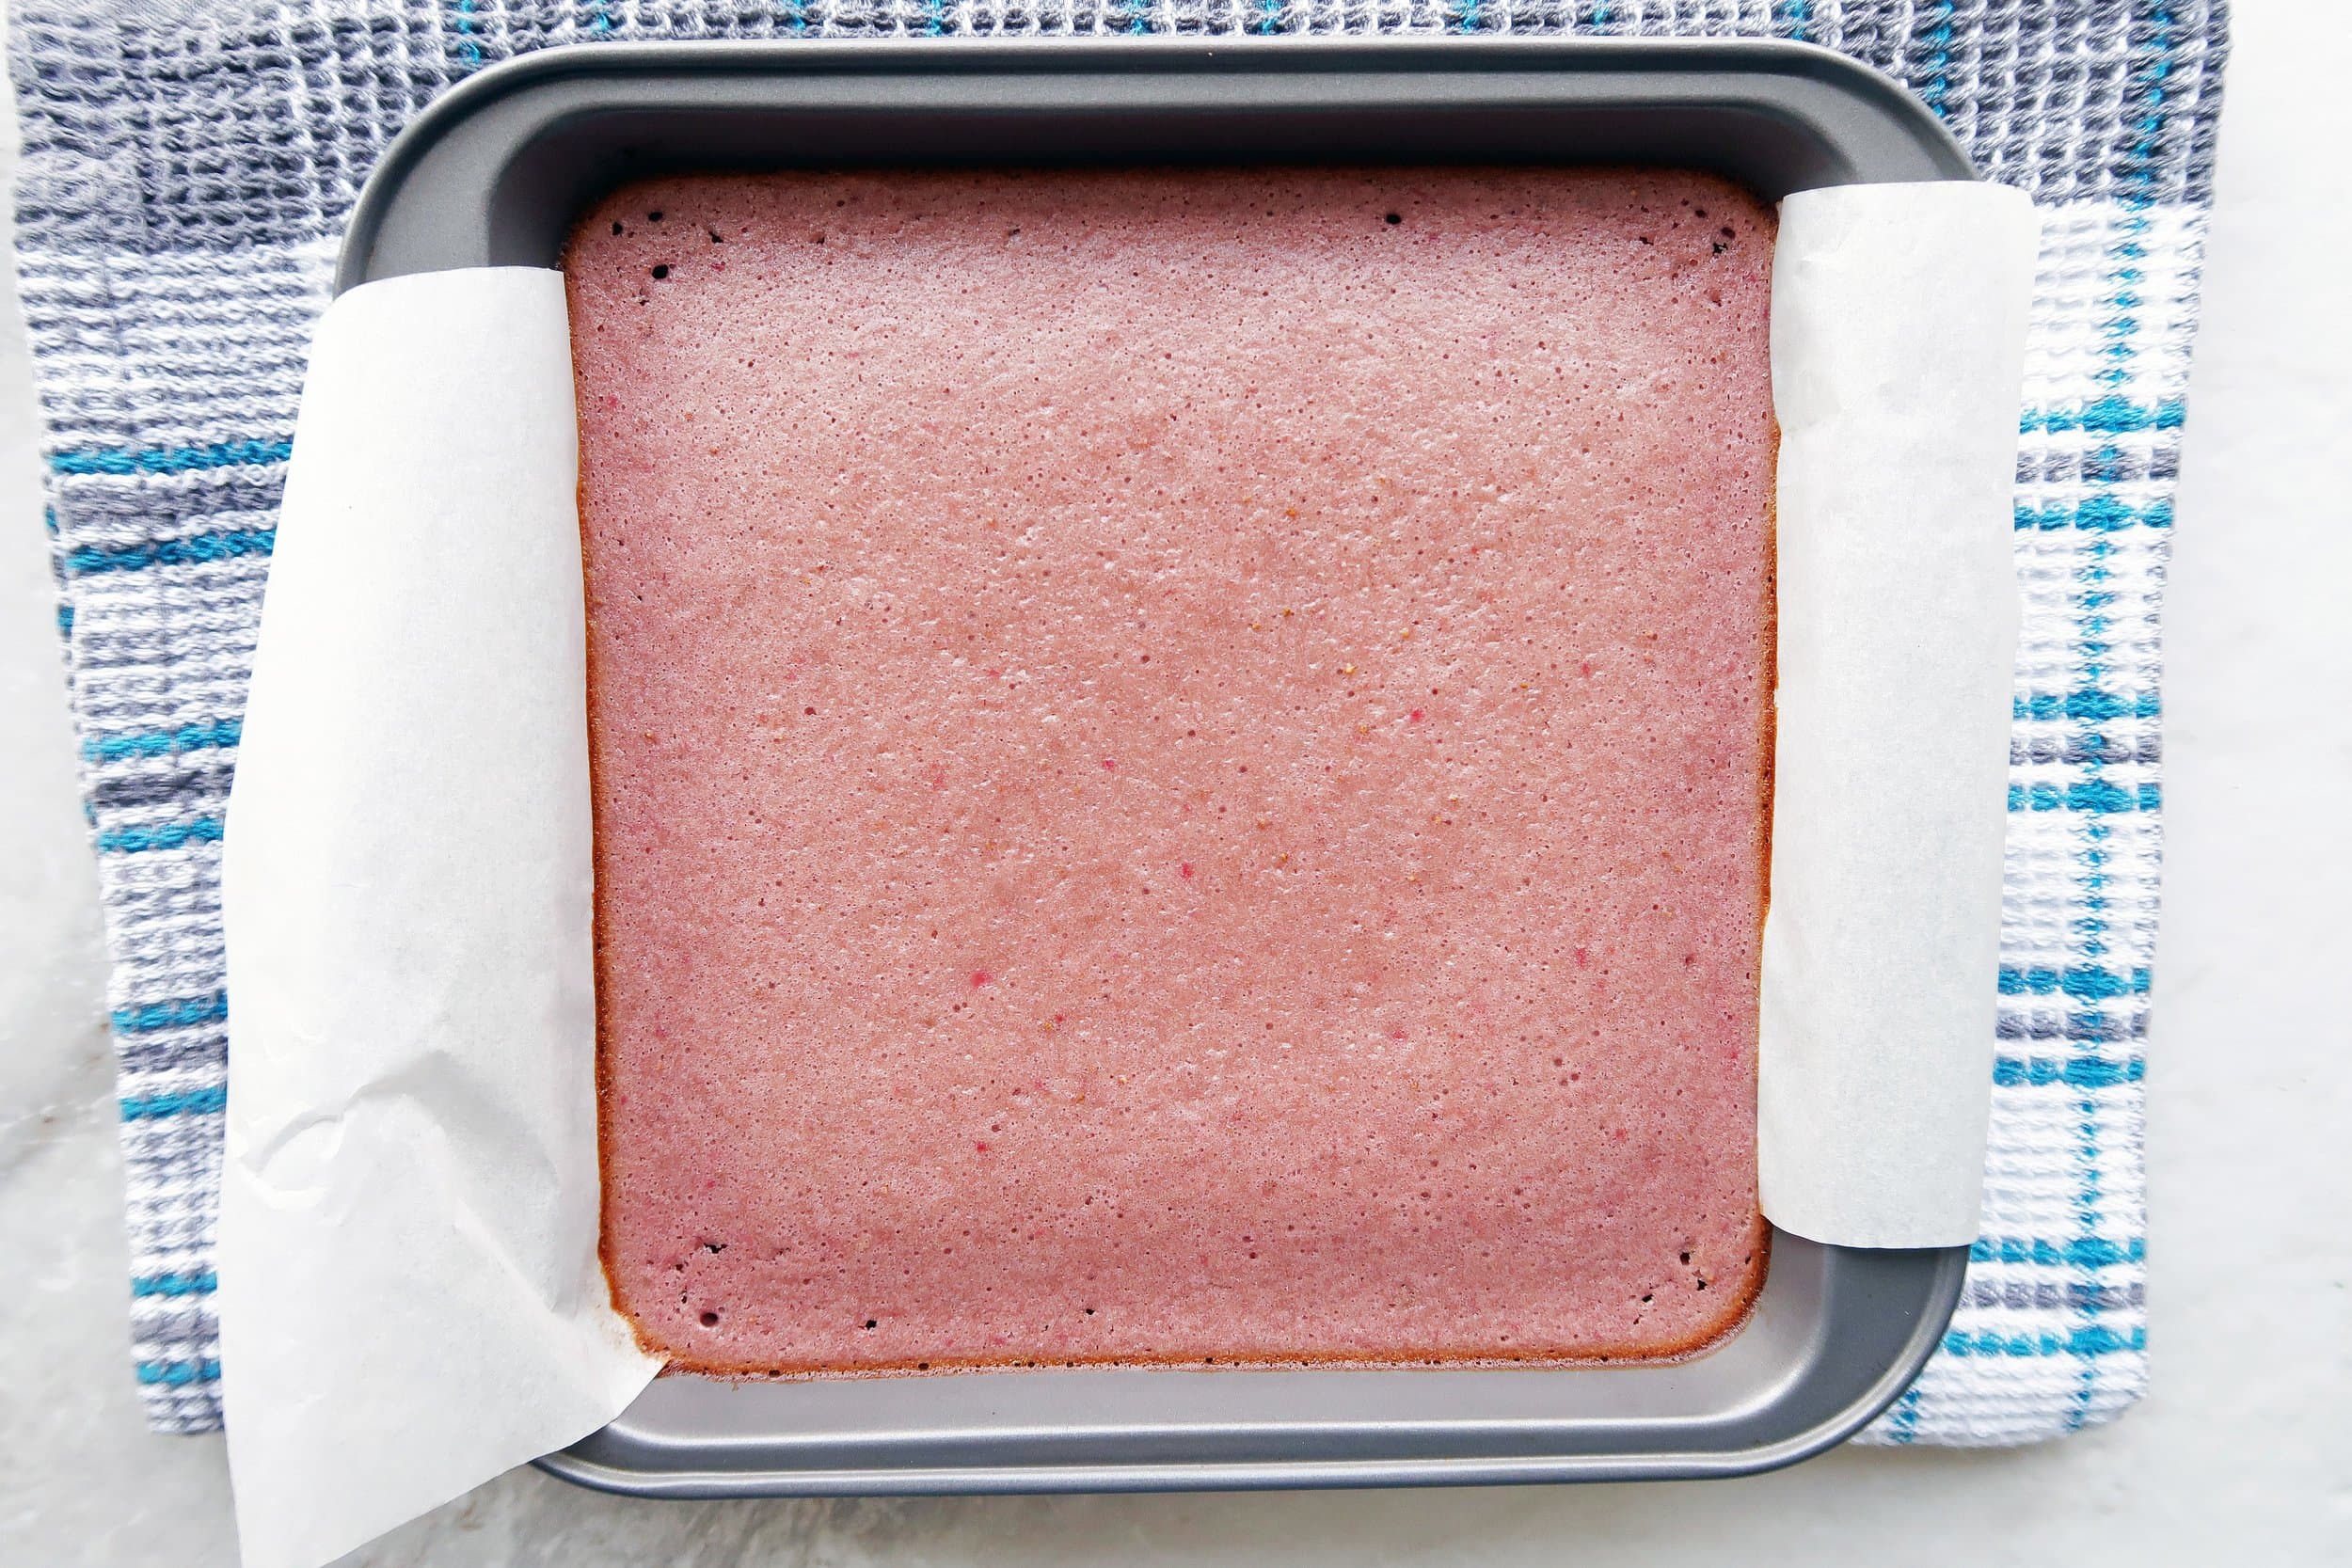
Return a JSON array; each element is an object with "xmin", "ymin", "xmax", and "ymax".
[
  {"xmin": 1760, "ymin": 182, "xmax": 2041, "ymax": 1247},
  {"xmin": 218, "ymin": 267, "xmax": 660, "ymax": 1568},
  {"xmin": 218, "ymin": 183, "xmax": 2037, "ymax": 1568}
]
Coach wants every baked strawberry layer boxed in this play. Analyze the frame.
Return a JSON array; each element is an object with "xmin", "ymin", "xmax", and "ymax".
[{"xmin": 570, "ymin": 168, "xmax": 1775, "ymax": 1373}]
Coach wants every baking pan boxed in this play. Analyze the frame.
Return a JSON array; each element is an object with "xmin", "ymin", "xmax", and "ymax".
[{"xmin": 337, "ymin": 38, "xmax": 1973, "ymax": 1495}]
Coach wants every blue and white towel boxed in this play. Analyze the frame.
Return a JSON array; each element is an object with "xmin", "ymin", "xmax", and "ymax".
[{"xmin": 8, "ymin": 0, "xmax": 2226, "ymax": 1445}]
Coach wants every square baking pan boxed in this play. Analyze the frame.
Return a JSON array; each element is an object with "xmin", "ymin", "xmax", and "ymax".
[{"xmin": 336, "ymin": 38, "xmax": 1973, "ymax": 1496}]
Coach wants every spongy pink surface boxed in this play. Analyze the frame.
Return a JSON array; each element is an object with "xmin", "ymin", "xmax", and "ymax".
[{"xmin": 569, "ymin": 170, "xmax": 1775, "ymax": 1375}]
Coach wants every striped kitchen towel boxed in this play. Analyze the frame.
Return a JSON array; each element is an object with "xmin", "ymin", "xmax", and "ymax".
[{"xmin": 8, "ymin": 0, "xmax": 2225, "ymax": 1444}]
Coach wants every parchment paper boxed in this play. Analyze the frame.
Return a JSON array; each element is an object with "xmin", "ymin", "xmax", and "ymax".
[
  {"xmin": 217, "ymin": 268, "xmax": 660, "ymax": 1568},
  {"xmin": 1759, "ymin": 182, "xmax": 2040, "ymax": 1246},
  {"xmin": 216, "ymin": 183, "xmax": 2037, "ymax": 1568}
]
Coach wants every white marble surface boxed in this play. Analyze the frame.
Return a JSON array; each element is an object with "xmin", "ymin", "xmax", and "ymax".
[{"xmin": 6, "ymin": 4, "xmax": 2349, "ymax": 1563}]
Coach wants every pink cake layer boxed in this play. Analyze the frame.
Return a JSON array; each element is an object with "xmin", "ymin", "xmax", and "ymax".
[{"xmin": 569, "ymin": 169, "xmax": 1775, "ymax": 1375}]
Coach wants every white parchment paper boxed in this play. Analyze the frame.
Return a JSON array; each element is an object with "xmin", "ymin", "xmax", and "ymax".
[
  {"xmin": 1759, "ymin": 182, "xmax": 2041, "ymax": 1247},
  {"xmin": 218, "ymin": 267, "xmax": 660, "ymax": 1568},
  {"xmin": 217, "ymin": 183, "xmax": 2038, "ymax": 1567}
]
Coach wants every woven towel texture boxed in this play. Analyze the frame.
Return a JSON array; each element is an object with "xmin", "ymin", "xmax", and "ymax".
[{"xmin": 8, "ymin": 0, "xmax": 2225, "ymax": 1445}]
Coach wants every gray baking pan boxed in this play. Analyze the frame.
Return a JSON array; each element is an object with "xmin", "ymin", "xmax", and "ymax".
[{"xmin": 337, "ymin": 38, "xmax": 1973, "ymax": 1496}]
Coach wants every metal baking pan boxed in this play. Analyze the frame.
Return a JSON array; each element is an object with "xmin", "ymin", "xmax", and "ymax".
[{"xmin": 338, "ymin": 38, "xmax": 1973, "ymax": 1496}]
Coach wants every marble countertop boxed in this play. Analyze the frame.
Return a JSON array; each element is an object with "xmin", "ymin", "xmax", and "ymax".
[{"xmin": 5, "ymin": 5, "xmax": 2346, "ymax": 1563}]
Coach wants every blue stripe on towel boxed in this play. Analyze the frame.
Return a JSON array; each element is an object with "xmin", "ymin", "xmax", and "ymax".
[{"xmin": 50, "ymin": 438, "xmax": 291, "ymax": 476}]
